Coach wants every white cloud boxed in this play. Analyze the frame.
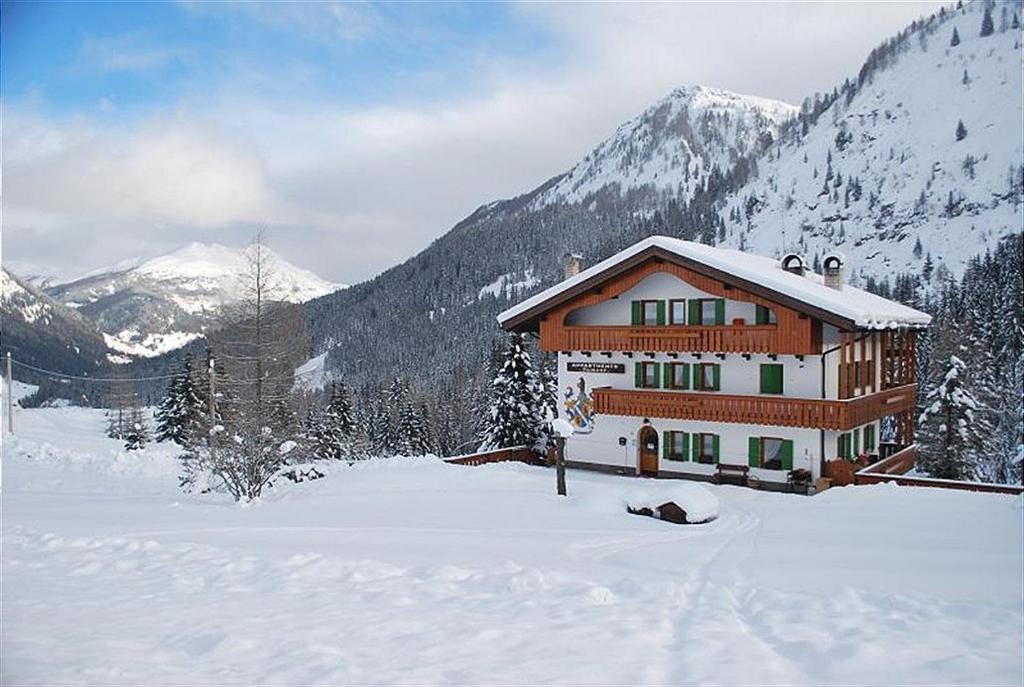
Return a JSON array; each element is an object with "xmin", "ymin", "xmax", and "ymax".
[{"xmin": 3, "ymin": 2, "xmax": 945, "ymax": 284}]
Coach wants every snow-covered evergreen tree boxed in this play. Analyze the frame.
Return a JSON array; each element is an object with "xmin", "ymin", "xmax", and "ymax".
[
  {"xmin": 155, "ymin": 353, "xmax": 205, "ymax": 445},
  {"xmin": 396, "ymin": 397, "xmax": 431, "ymax": 456},
  {"xmin": 917, "ymin": 352, "xmax": 989, "ymax": 480},
  {"xmin": 480, "ymin": 333, "xmax": 546, "ymax": 452},
  {"xmin": 124, "ymin": 404, "xmax": 149, "ymax": 451},
  {"xmin": 310, "ymin": 381, "xmax": 358, "ymax": 461}
]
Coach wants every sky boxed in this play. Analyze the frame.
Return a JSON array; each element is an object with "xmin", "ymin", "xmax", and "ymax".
[{"xmin": 2, "ymin": 0, "xmax": 945, "ymax": 285}]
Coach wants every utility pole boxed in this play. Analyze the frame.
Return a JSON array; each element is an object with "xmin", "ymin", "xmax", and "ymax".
[{"xmin": 6, "ymin": 352, "xmax": 13, "ymax": 435}]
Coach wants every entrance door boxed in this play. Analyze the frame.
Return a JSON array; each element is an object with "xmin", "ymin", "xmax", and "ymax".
[{"xmin": 638, "ymin": 426, "xmax": 659, "ymax": 475}]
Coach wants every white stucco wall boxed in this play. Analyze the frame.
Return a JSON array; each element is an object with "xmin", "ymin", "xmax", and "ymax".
[
  {"xmin": 564, "ymin": 413, "xmax": 823, "ymax": 482},
  {"xmin": 564, "ymin": 272, "xmax": 766, "ymax": 326}
]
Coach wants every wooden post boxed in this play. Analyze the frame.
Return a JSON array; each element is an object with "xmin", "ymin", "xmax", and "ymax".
[
  {"xmin": 5, "ymin": 352, "xmax": 13, "ymax": 435},
  {"xmin": 555, "ymin": 436, "xmax": 567, "ymax": 496}
]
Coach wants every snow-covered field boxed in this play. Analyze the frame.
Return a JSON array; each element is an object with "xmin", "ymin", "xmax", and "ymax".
[{"xmin": 2, "ymin": 405, "xmax": 1022, "ymax": 686}]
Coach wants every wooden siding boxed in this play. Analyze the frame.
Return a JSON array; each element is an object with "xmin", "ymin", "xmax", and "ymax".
[
  {"xmin": 592, "ymin": 384, "xmax": 917, "ymax": 431},
  {"xmin": 539, "ymin": 259, "xmax": 822, "ymax": 355}
]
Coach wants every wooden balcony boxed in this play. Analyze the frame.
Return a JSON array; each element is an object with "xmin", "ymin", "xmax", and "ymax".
[
  {"xmin": 547, "ymin": 324, "xmax": 783, "ymax": 354},
  {"xmin": 592, "ymin": 384, "xmax": 917, "ymax": 431}
]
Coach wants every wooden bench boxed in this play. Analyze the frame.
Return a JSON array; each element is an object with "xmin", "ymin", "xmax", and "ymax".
[{"xmin": 716, "ymin": 463, "xmax": 749, "ymax": 486}]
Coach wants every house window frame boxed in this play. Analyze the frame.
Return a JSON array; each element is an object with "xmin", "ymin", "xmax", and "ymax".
[
  {"xmin": 669, "ymin": 299, "xmax": 687, "ymax": 325},
  {"xmin": 666, "ymin": 362, "xmax": 689, "ymax": 390},
  {"xmin": 640, "ymin": 300, "xmax": 660, "ymax": 327},
  {"xmin": 696, "ymin": 432, "xmax": 716, "ymax": 464},
  {"xmin": 667, "ymin": 431, "xmax": 688, "ymax": 460},
  {"xmin": 639, "ymin": 361, "xmax": 659, "ymax": 389},
  {"xmin": 758, "ymin": 436, "xmax": 785, "ymax": 470},
  {"xmin": 694, "ymin": 363, "xmax": 719, "ymax": 391},
  {"xmin": 699, "ymin": 299, "xmax": 718, "ymax": 326}
]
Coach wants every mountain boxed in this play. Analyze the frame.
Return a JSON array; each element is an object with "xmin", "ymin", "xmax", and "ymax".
[
  {"xmin": 1, "ymin": 267, "xmax": 111, "ymax": 401},
  {"xmin": 305, "ymin": 85, "xmax": 794, "ymax": 391},
  {"xmin": 47, "ymin": 242, "xmax": 343, "ymax": 358},
  {"xmin": 531, "ymin": 85, "xmax": 796, "ymax": 209},
  {"xmin": 718, "ymin": 0, "xmax": 1023, "ymax": 283},
  {"xmin": 306, "ymin": 2, "xmax": 1021, "ymax": 396}
]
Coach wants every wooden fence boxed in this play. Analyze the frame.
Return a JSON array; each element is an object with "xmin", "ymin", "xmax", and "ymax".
[{"xmin": 444, "ymin": 445, "xmax": 543, "ymax": 467}]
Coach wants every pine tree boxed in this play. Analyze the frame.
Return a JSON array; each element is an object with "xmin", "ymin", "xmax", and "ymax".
[
  {"xmin": 980, "ymin": 5, "xmax": 994, "ymax": 36},
  {"xmin": 155, "ymin": 353, "xmax": 205, "ymax": 445},
  {"xmin": 950, "ymin": 27, "xmax": 961, "ymax": 46},
  {"xmin": 480, "ymin": 333, "xmax": 545, "ymax": 452},
  {"xmin": 311, "ymin": 381, "xmax": 358, "ymax": 461},
  {"xmin": 917, "ymin": 353, "xmax": 988, "ymax": 480},
  {"xmin": 396, "ymin": 397, "xmax": 431, "ymax": 456},
  {"xmin": 955, "ymin": 120, "xmax": 967, "ymax": 141},
  {"xmin": 124, "ymin": 404, "xmax": 150, "ymax": 451},
  {"xmin": 1012, "ymin": 13, "xmax": 1020, "ymax": 30}
]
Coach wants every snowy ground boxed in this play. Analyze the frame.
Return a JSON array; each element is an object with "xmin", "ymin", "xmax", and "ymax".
[{"xmin": 2, "ymin": 405, "xmax": 1022, "ymax": 686}]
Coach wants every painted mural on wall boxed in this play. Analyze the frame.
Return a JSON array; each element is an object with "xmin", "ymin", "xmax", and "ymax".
[{"xmin": 564, "ymin": 376, "xmax": 596, "ymax": 433}]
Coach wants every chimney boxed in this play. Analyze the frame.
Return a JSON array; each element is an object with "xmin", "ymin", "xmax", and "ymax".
[
  {"xmin": 564, "ymin": 253, "xmax": 583, "ymax": 279},
  {"xmin": 822, "ymin": 253, "xmax": 845, "ymax": 290},
  {"xmin": 780, "ymin": 253, "xmax": 807, "ymax": 277}
]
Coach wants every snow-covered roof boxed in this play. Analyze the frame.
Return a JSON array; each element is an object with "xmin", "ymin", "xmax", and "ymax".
[{"xmin": 498, "ymin": 236, "xmax": 931, "ymax": 330}]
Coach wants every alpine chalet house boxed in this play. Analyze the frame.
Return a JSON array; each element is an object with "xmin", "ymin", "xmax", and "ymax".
[{"xmin": 497, "ymin": 236, "xmax": 930, "ymax": 491}]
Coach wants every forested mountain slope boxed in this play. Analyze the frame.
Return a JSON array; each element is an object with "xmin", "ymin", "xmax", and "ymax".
[{"xmin": 718, "ymin": 0, "xmax": 1023, "ymax": 283}]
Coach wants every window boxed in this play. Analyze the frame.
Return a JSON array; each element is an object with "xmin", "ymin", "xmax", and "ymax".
[
  {"xmin": 759, "ymin": 364, "xmax": 784, "ymax": 394},
  {"xmin": 636, "ymin": 361, "xmax": 659, "ymax": 389},
  {"xmin": 669, "ymin": 299, "xmax": 687, "ymax": 325},
  {"xmin": 642, "ymin": 300, "xmax": 660, "ymax": 326},
  {"xmin": 755, "ymin": 305, "xmax": 777, "ymax": 325},
  {"xmin": 700, "ymin": 299, "xmax": 718, "ymax": 325},
  {"xmin": 837, "ymin": 433, "xmax": 853, "ymax": 460},
  {"xmin": 630, "ymin": 300, "xmax": 665, "ymax": 326},
  {"xmin": 864, "ymin": 424, "xmax": 876, "ymax": 452},
  {"xmin": 666, "ymin": 362, "xmax": 690, "ymax": 390},
  {"xmin": 696, "ymin": 433, "xmax": 718, "ymax": 464},
  {"xmin": 749, "ymin": 437, "xmax": 794, "ymax": 470},
  {"xmin": 665, "ymin": 431, "xmax": 689, "ymax": 460},
  {"xmin": 694, "ymin": 363, "xmax": 720, "ymax": 391},
  {"xmin": 688, "ymin": 298, "xmax": 725, "ymax": 325}
]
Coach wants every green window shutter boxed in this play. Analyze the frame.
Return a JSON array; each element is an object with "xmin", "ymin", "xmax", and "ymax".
[
  {"xmin": 715, "ymin": 299, "xmax": 726, "ymax": 325},
  {"xmin": 663, "ymin": 431, "xmax": 670, "ymax": 459},
  {"xmin": 781, "ymin": 440, "xmax": 794, "ymax": 470},
  {"xmin": 755, "ymin": 305, "xmax": 768, "ymax": 325},
  {"xmin": 836, "ymin": 435, "xmax": 844, "ymax": 460},
  {"xmin": 653, "ymin": 363, "xmax": 661, "ymax": 389},
  {"xmin": 854, "ymin": 429, "xmax": 860, "ymax": 456},
  {"xmin": 634, "ymin": 362, "xmax": 643, "ymax": 388},
  {"xmin": 631, "ymin": 301, "xmax": 642, "ymax": 325},
  {"xmin": 660, "ymin": 363, "xmax": 669, "ymax": 389},
  {"xmin": 680, "ymin": 363, "xmax": 690, "ymax": 390},
  {"xmin": 748, "ymin": 437, "xmax": 760, "ymax": 467},
  {"xmin": 760, "ymin": 364, "xmax": 783, "ymax": 394},
  {"xmin": 656, "ymin": 300, "xmax": 666, "ymax": 325},
  {"xmin": 688, "ymin": 299, "xmax": 701, "ymax": 325},
  {"xmin": 712, "ymin": 364, "xmax": 721, "ymax": 391},
  {"xmin": 692, "ymin": 364, "xmax": 700, "ymax": 389},
  {"xmin": 692, "ymin": 435, "xmax": 700, "ymax": 461},
  {"xmin": 680, "ymin": 432, "xmax": 690, "ymax": 461},
  {"xmin": 712, "ymin": 435, "xmax": 720, "ymax": 464}
]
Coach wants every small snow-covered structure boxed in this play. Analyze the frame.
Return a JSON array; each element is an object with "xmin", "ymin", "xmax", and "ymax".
[
  {"xmin": 624, "ymin": 483, "xmax": 719, "ymax": 524},
  {"xmin": 498, "ymin": 236, "xmax": 930, "ymax": 490}
]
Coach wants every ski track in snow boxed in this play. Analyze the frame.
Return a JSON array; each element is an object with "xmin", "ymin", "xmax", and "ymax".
[{"xmin": 2, "ymin": 405, "xmax": 1022, "ymax": 685}]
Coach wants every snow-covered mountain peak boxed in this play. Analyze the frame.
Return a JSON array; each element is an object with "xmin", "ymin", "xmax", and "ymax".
[
  {"xmin": 47, "ymin": 242, "xmax": 345, "ymax": 358},
  {"xmin": 533, "ymin": 84, "xmax": 797, "ymax": 209}
]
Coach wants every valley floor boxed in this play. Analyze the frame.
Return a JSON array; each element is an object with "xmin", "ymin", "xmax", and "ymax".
[{"xmin": 2, "ymin": 406, "xmax": 1022, "ymax": 686}]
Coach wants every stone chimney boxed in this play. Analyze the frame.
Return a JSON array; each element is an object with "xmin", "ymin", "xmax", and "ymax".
[
  {"xmin": 780, "ymin": 253, "xmax": 807, "ymax": 276},
  {"xmin": 822, "ymin": 253, "xmax": 845, "ymax": 290},
  {"xmin": 564, "ymin": 253, "xmax": 583, "ymax": 279}
]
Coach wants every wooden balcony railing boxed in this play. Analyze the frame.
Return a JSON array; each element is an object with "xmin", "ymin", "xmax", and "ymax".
[
  {"xmin": 592, "ymin": 384, "xmax": 917, "ymax": 431},
  {"xmin": 541, "ymin": 323, "xmax": 820, "ymax": 354}
]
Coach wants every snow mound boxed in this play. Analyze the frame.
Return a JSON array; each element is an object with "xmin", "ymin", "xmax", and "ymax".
[{"xmin": 624, "ymin": 483, "xmax": 719, "ymax": 524}]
